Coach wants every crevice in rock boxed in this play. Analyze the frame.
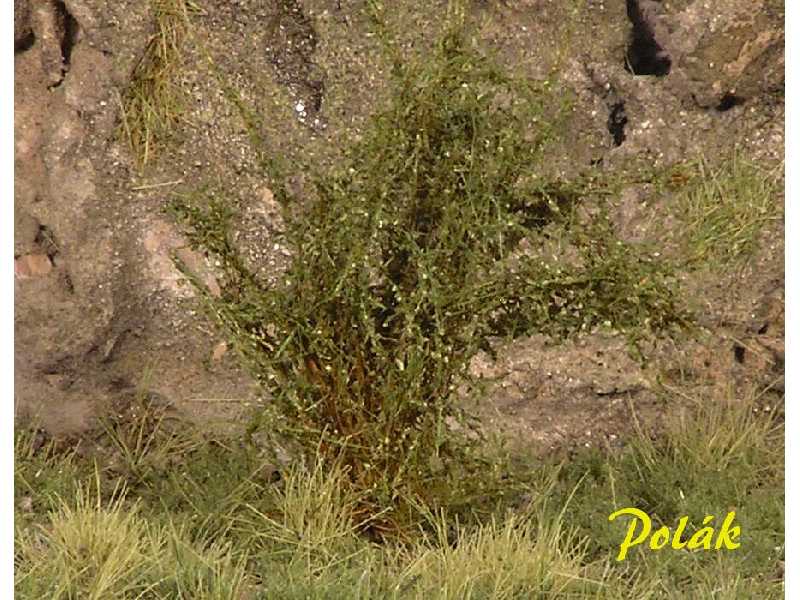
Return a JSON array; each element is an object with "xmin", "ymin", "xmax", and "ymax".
[
  {"xmin": 584, "ymin": 65, "xmax": 630, "ymax": 147},
  {"xmin": 15, "ymin": 31, "xmax": 36, "ymax": 54},
  {"xmin": 716, "ymin": 93, "xmax": 745, "ymax": 112},
  {"xmin": 733, "ymin": 343, "xmax": 746, "ymax": 364},
  {"xmin": 47, "ymin": 1, "xmax": 80, "ymax": 89},
  {"xmin": 61, "ymin": 271, "xmax": 75, "ymax": 294},
  {"xmin": 624, "ymin": 0, "xmax": 671, "ymax": 76},
  {"xmin": 607, "ymin": 101, "xmax": 628, "ymax": 146},
  {"xmin": 265, "ymin": 0, "xmax": 326, "ymax": 125},
  {"xmin": 55, "ymin": 1, "xmax": 80, "ymax": 68},
  {"xmin": 35, "ymin": 225, "xmax": 60, "ymax": 259}
]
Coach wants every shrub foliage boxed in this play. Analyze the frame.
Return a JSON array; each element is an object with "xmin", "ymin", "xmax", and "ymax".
[{"xmin": 170, "ymin": 7, "xmax": 689, "ymax": 534}]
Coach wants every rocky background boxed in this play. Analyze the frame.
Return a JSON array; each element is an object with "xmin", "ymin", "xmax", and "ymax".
[{"xmin": 14, "ymin": 0, "xmax": 783, "ymax": 451}]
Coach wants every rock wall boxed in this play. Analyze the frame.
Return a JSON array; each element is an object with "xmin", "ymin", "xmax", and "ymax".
[{"xmin": 14, "ymin": 0, "xmax": 256, "ymax": 434}]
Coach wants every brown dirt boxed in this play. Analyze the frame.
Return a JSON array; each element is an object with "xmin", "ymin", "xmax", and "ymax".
[{"xmin": 14, "ymin": 0, "xmax": 784, "ymax": 455}]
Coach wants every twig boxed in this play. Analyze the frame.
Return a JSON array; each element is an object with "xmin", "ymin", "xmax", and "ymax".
[
  {"xmin": 185, "ymin": 398, "xmax": 254, "ymax": 404},
  {"xmin": 131, "ymin": 179, "xmax": 185, "ymax": 191}
]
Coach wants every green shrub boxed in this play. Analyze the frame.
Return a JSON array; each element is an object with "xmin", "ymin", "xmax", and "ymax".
[{"xmin": 170, "ymin": 5, "xmax": 689, "ymax": 534}]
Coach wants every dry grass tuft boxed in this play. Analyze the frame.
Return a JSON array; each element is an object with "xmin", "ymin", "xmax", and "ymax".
[{"xmin": 118, "ymin": 0, "xmax": 200, "ymax": 168}]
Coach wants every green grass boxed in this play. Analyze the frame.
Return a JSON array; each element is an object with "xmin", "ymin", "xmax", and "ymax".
[
  {"xmin": 14, "ymin": 383, "xmax": 783, "ymax": 598},
  {"xmin": 541, "ymin": 384, "xmax": 784, "ymax": 598},
  {"xmin": 672, "ymin": 154, "xmax": 782, "ymax": 269},
  {"xmin": 15, "ymin": 480, "xmax": 250, "ymax": 599}
]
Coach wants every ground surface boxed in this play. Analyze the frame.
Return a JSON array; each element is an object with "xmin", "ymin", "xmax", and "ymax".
[{"xmin": 14, "ymin": 0, "xmax": 784, "ymax": 454}]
